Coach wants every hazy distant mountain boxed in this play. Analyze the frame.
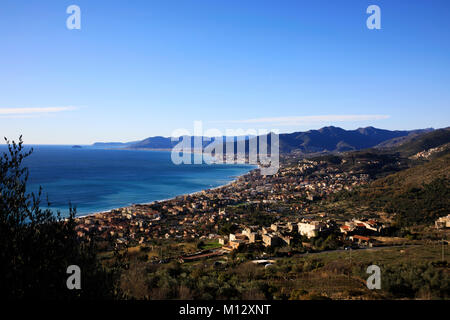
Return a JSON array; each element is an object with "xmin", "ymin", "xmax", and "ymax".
[
  {"xmin": 130, "ymin": 136, "xmax": 215, "ymax": 150},
  {"xmin": 130, "ymin": 136, "xmax": 180, "ymax": 149},
  {"xmin": 92, "ymin": 126, "xmax": 437, "ymax": 154},
  {"xmin": 92, "ymin": 141, "xmax": 137, "ymax": 148}
]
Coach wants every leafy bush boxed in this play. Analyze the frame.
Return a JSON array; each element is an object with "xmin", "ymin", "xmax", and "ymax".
[{"xmin": 0, "ymin": 137, "xmax": 117, "ymax": 299}]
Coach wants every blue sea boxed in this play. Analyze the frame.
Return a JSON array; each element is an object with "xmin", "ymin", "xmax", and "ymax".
[{"xmin": 0, "ymin": 145, "xmax": 255, "ymax": 217}]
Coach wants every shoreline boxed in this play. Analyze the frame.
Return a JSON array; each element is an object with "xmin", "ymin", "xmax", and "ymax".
[{"xmin": 75, "ymin": 164, "xmax": 258, "ymax": 220}]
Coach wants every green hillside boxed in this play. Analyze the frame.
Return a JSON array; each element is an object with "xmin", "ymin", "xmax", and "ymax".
[
  {"xmin": 329, "ymin": 151, "xmax": 449, "ymax": 227},
  {"xmin": 389, "ymin": 128, "xmax": 450, "ymax": 157}
]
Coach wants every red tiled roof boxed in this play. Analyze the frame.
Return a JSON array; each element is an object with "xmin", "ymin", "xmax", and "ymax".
[{"xmin": 353, "ymin": 235, "xmax": 370, "ymax": 241}]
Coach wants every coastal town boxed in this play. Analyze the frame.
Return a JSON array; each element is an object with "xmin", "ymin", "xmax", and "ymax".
[
  {"xmin": 73, "ymin": 155, "xmax": 428, "ymax": 262},
  {"xmin": 3, "ymin": 0, "xmax": 450, "ymax": 303},
  {"xmin": 57, "ymin": 130, "xmax": 450, "ymax": 300}
]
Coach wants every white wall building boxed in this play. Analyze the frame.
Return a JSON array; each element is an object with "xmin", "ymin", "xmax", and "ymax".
[
  {"xmin": 298, "ymin": 221, "xmax": 321, "ymax": 238},
  {"xmin": 435, "ymin": 215, "xmax": 450, "ymax": 228}
]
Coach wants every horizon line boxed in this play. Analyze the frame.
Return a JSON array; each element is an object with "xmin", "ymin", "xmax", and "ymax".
[{"xmin": 2, "ymin": 125, "xmax": 440, "ymax": 146}]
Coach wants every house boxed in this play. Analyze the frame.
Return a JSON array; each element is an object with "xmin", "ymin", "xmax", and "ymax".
[
  {"xmin": 230, "ymin": 233, "xmax": 246, "ymax": 241},
  {"xmin": 262, "ymin": 233, "xmax": 280, "ymax": 247},
  {"xmin": 229, "ymin": 239, "xmax": 244, "ymax": 250},
  {"xmin": 252, "ymin": 259, "xmax": 276, "ymax": 265},
  {"xmin": 354, "ymin": 219, "xmax": 384, "ymax": 233},
  {"xmin": 280, "ymin": 234, "xmax": 293, "ymax": 246},
  {"xmin": 246, "ymin": 232, "xmax": 257, "ymax": 243},
  {"xmin": 435, "ymin": 215, "xmax": 450, "ymax": 229},
  {"xmin": 298, "ymin": 221, "xmax": 322, "ymax": 238},
  {"xmin": 116, "ymin": 237, "xmax": 127, "ymax": 244},
  {"xmin": 350, "ymin": 235, "xmax": 373, "ymax": 247}
]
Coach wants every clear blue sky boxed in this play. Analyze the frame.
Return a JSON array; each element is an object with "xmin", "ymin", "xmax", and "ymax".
[{"xmin": 0, "ymin": 0, "xmax": 449, "ymax": 144}]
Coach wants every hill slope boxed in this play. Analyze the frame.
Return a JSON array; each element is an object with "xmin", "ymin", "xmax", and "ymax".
[
  {"xmin": 374, "ymin": 128, "xmax": 434, "ymax": 149},
  {"xmin": 388, "ymin": 127, "xmax": 450, "ymax": 157},
  {"xmin": 330, "ymin": 151, "xmax": 449, "ymax": 226}
]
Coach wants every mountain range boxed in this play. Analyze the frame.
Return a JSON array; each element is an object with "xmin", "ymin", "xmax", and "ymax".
[{"xmin": 93, "ymin": 126, "xmax": 437, "ymax": 155}]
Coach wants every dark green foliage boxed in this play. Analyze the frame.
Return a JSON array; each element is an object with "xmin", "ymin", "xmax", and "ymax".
[
  {"xmin": 244, "ymin": 211, "xmax": 276, "ymax": 227},
  {"xmin": 0, "ymin": 137, "xmax": 117, "ymax": 299},
  {"xmin": 390, "ymin": 178, "xmax": 450, "ymax": 226},
  {"xmin": 392, "ymin": 128, "xmax": 450, "ymax": 157},
  {"xmin": 313, "ymin": 155, "xmax": 342, "ymax": 165},
  {"xmin": 218, "ymin": 222, "xmax": 238, "ymax": 236},
  {"xmin": 382, "ymin": 262, "xmax": 449, "ymax": 299},
  {"xmin": 196, "ymin": 240, "xmax": 205, "ymax": 250},
  {"xmin": 339, "ymin": 177, "xmax": 449, "ymax": 227}
]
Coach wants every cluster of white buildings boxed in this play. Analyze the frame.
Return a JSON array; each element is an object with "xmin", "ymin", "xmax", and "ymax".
[{"xmin": 222, "ymin": 220, "xmax": 332, "ymax": 250}]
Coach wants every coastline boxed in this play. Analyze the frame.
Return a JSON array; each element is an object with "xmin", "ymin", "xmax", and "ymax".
[{"xmin": 75, "ymin": 164, "xmax": 258, "ymax": 220}]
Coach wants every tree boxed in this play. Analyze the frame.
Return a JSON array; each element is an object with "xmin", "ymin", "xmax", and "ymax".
[
  {"xmin": 197, "ymin": 240, "xmax": 205, "ymax": 250},
  {"xmin": 0, "ymin": 137, "xmax": 118, "ymax": 299}
]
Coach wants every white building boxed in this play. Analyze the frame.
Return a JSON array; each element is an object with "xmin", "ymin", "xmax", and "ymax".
[
  {"xmin": 298, "ymin": 221, "xmax": 322, "ymax": 238},
  {"xmin": 435, "ymin": 215, "xmax": 450, "ymax": 229}
]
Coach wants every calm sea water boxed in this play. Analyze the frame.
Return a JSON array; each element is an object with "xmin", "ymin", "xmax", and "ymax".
[{"xmin": 0, "ymin": 145, "xmax": 254, "ymax": 217}]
